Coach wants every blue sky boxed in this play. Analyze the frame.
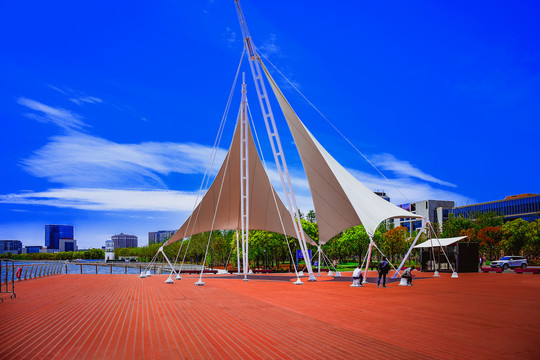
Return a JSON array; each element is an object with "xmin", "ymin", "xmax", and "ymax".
[{"xmin": 1, "ymin": 1, "xmax": 539, "ymax": 249}]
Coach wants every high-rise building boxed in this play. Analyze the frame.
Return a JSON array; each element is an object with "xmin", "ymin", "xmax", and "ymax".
[
  {"xmin": 111, "ymin": 233, "xmax": 138, "ymax": 249},
  {"xmin": 0, "ymin": 240, "xmax": 23, "ymax": 255},
  {"xmin": 148, "ymin": 230, "xmax": 176, "ymax": 244},
  {"xmin": 45, "ymin": 225, "xmax": 74, "ymax": 250}
]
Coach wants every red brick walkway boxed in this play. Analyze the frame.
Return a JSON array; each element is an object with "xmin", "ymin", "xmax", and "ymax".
[{"xmin": 0, "ymin": 271, "xmax": 538, "ymax": 359}]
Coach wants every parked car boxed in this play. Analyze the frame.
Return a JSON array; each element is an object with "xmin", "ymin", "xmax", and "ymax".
[{"xmin": 490, "ymin": 256, "xmax": 527, "ymax": 271}]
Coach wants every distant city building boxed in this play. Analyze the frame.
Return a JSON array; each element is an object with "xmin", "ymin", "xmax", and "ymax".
[
  {"xmin": 105, "ymin": 240, "xmax": 114, "ymax": 252},
  {"xmin": 45, "ymin": 225, "xmax": 74, "ymax": 250},
  {"xmin": 395, "ymin": 200, "xmax": 455, "ymax": 232},
  {"xmin": 23, "ymin": 245, "xmax": 43, "ymax": 254},
  {"xmin": 59, "ymin": 239, "xmax": 77, "ymax": 252},
  {"xmin": 451, "ymin": 194, "xmax": 540, "ymax": 222},
  {"xmin": 111, "ymin": 233, "xmax": 138, "ymax": 249},
  {"xmin": 104, "ymin": 239, "xmax": 115, "ymax": 261},
  {"xmin": 148, "ymin": 230, "xmax": 176, "ymax": 244},
  {"xmin": 374, "ymin": 191, "xmax": 390, "ymax": 202},
  {"xmin": 0, "ymin": 240, "xmax": 23, "ymax": 255}
]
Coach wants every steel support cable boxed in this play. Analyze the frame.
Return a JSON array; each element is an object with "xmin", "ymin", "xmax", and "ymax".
[
  {"xmin": 247, "ymin": 103, "xmax": 301, "ymax": 279},
  {"xmin": 258, "ymin": 52, "xmax": 412, "ymax": 204},
  {"xmin": 360, "ymin": 249, "xmax": 370, "ymax": 269},
  {"xmin": 177, "ymin": 106, "xmax": 242, "ymax": 275},
  {"xmin": 428, "ymin": 221, "xmax": 456, "ymax": 273},
  {"xmin": 172, "ymin": 47, "xmax": 246, "ymax": 269},
  {"xmin": 197, "ymin": 144, "xmax": 234, "ymax": 283},
  {"xmin": 321, "ymin": 250, "xmax": 338, "ymax": 272},
  {"xmin": 370, "ymin": 240, "xmax": 401, "ymax": 273}
]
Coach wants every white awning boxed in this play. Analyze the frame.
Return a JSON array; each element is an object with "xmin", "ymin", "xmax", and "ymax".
[{"xmin": 414, "ymin": 236, "xmax": 468, "ymax": 248}]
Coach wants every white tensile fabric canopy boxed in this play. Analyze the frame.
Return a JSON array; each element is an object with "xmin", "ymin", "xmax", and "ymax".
[
  {"xmin": 164, "ymin": 114, "xmax": 314, "ymax": 247},
  {"xmin": 414, "ymin": 236, "xmax": 468, "ymax": 248},
  {"xmin": 260, "ymin": 61, "xmax": 421, "ymax": 243}
]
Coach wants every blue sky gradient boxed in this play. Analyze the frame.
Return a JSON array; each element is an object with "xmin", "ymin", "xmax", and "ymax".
[{"xmin": 1, "ymin": 1, "xmax": 539, "ymax": 248}]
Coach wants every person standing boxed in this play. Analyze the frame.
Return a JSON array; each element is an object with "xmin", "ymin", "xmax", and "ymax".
[
  {"xmin": 401, "ymin": 266, "xmax": 415, "ymax": 286},
  {"xmin": 352, "ymin": 265, "xmax": 363, "ymax": 287},
  {"xmin": 377, "ymin": 257, "xmax": 390, "ymax": 288}
]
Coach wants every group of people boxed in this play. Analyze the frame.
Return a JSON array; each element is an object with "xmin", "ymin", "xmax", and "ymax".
[{"xmin": 351, "ymin": 257, "xmax": 416, "ymax": 287}]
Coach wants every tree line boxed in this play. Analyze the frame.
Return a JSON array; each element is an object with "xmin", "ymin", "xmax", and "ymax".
[{"xmin": 8, "ymin": 211, "xmax": 538, "ymax": 267}]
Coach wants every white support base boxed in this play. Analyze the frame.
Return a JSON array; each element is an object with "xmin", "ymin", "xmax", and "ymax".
[
  {"xmin": 334, "ymin": 271, "xmax": 341, "ymax": 277},
  {"xmin": 451, "ymin": 271, "xmax": 459, "ymax": 278},
  {"xmin": 139, "ymin": 271, "xmax": 146, "ymax": 278},
  {"xmin": 243, "ymin": 278, "xmax": 249, "ymax": 281},
  {"xmin": 195, "ymin": 280, "xmax": 205, "ymax": 286},
  {"xmin": 248, "ymin": 269, "xmax": 253, "ymax": 274},
  {"xmin": 328, "ymin": 271, "xmax": 333, "ymax": 276},
  {"xmin": 308, "ymin": 273, "xmax": 317, "ymax": 281},
  {"xmin": 362, "ymin": 278, "xmax": 368, "ymax": 284},
  {"xmin": 433, "ymin": 271, "xmax": 440, "ymax": 277},
  {"xmin": 299, "ymin": 271, "xmax": 305, "ymax": 277},
  {"xmin": 316, "ymin": 273, "xmax": 322, "ymax": 277},
  {"xmin": 145, "ymin": 270, "xmax": 152, "ymax": 277},
  {"xmin": 165, "ymin": 276, "xmax": 174, "ymax": 284},
  {"xmin": 175, "ymin": 274, "xmax": 182, "ymax": 280},
  {"xmin": 293, "ymin": 279, "xmax": 304, "ymax": 285},
  {"xmin": 399, "ymin": 278, "xmax": 408, "ymax": 286},
  {"xmin": 350, "ymin": 279, "xmax": 363, "ymax": 287}
]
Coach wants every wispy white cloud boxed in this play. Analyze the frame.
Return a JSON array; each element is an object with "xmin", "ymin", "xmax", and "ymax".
[
  {"xmin": 347, "ymin": 168, "xmax": 473, "ymax": 206},
  {"xmin": 17, "ymin": 97, "xmax": 88, "ymax": 130},
  {"xmin": 48, "ymin": 85, "xmax": 102, "ymax": 107},
  {"xmin": 0, "ymin": 188, "xmax": 200, "ymax": 212},
  {"xmin": 22, "ymin": 132, "xmax": 227, "ymax": 189},
  {"xmin": 69, "ymin": 96, "xmax": 102, "ymax": 106},
  {"xmin": 222, "ymin": 27, "xmax": 237, "ymax": 47},
  {"xmin": 370, "ymin": 153, "xmax": 457, "ymax": 188},
  {"xmin": 259, "ymin": 34, "xmax": 281, "ymax": 56}
]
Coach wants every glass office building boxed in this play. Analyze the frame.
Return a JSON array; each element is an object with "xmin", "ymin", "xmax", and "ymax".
[
  {"xmin": 0, "ymin": 240, "xmax": 23, "ymax": 255},
  {"xmin": 45, "ymin": 225, "xmax": 74, "ymax": 250},
  {"xmin": 451, "ymin": 194, "xmax": 540, "ymax": 222}
]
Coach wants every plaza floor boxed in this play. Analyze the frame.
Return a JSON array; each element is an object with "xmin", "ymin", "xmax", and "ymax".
[{"xmin": 0, "ymin": 271, "xmax": 538, "ymax": 359}]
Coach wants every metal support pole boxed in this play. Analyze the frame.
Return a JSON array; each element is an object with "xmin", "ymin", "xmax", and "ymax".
[
  {"xmin": 393, "ymin": 220, "xmax": 426, "ymax": 278},
  {"xmin": 318, "ymin": 246, "xmax": 321, "ymax": 277},
  {"xmin": 362, "ymin": 239, "xmax": 374, "ymax": 284},
  {"xmin": 236, "ymin": 231, "xmax": 241, "ymax": 275}
]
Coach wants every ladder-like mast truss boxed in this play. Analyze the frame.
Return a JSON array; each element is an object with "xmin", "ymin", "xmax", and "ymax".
[{"xmin": 235, "ymin": 0, "xmax": 315, "ymax": 281}]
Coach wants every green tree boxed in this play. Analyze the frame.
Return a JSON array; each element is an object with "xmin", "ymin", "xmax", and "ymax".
[
  {"xmin": 340, "ymin": 225, "xmax": 370, "ymax": 263},
  {"xmin": 442, "ymin": 214, "xmax": 474, "ymax": 238},
  {"xmin": 523, "ymin": 219, "xmax": 540, "ymax": 257},
  {"xmin": 477, "ymin": 226, "xmax": 502, "ymax": 260},
  {"xmin": 501, "ymin": 219, "xmax": 528, "ymax": 255},
  {"xmin": 306, "ymin": 210, "xmax": 317, "ymax": 223},
  {"xmin": 382, "ymin": 226, "xmax": 409, "ymax": 263}
]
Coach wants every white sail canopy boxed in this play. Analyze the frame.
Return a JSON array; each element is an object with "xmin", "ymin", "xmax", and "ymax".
[
  {"xmin": 414, "ymin": 236, "xmax": 467, "ymax": 248},
  {"xmin": 164, "ymin": 114, "xmax": 314, "ymax": 246},
  {"xmin": 260, "ymin": 61, "xmax": 421, "ymax": 242}
]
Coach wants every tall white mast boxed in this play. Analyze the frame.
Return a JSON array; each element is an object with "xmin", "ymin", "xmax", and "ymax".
[
  {"xmin": 235, "ymin": 0, "xmax": 316, "ymax": 281},
  {"xmin": 240, "ymin": 73, "xmax": 250, "ymax": 281}
]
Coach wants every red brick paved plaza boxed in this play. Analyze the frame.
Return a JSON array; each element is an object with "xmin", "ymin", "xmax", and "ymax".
[{"xmin": 1, "ymin": 271, "xmax": 539, "ymax": 359}]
